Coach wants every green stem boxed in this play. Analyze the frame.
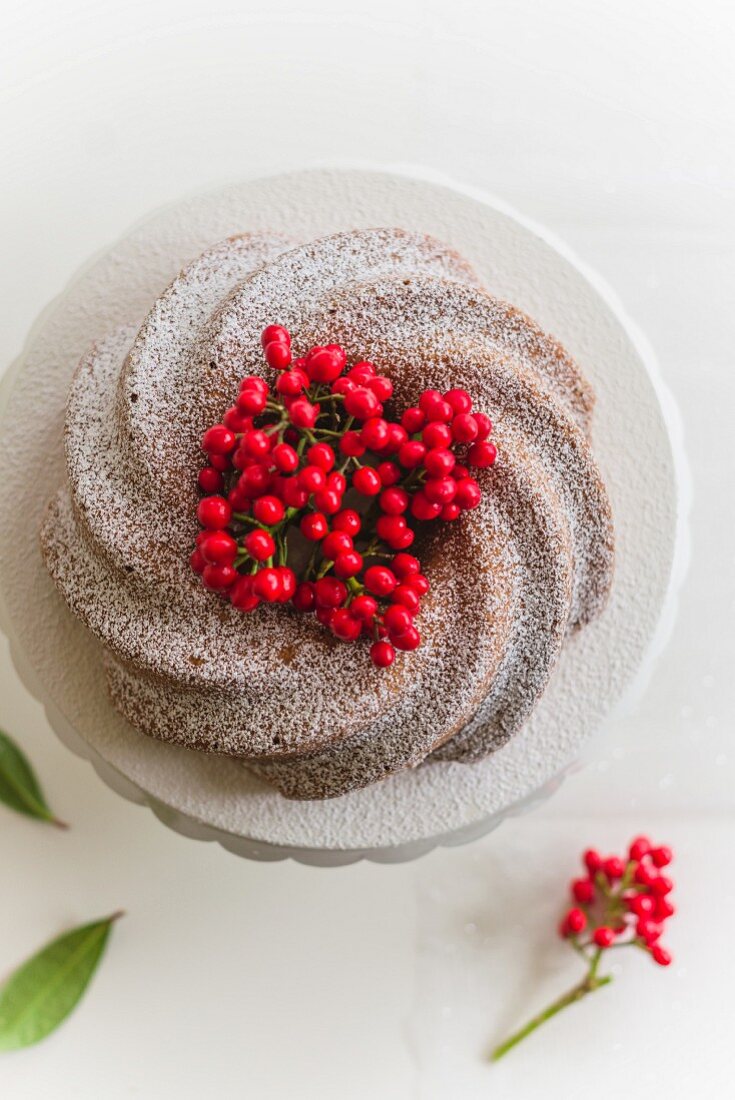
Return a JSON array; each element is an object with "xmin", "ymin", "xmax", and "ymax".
[{"xmin": 490, "ymin": 951, "xmax": 612, "ymax": 1063}]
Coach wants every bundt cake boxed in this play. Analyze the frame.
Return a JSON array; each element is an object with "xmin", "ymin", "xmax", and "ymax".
[{"xmin": 40, "ymin": 228, "xmax": 614, "ymax": 800}]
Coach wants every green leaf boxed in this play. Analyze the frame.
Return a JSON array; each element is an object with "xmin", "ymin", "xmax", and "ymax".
[
  {"xmin": 0, "ymin": 912, "xmax": 123, "ymax": 1051},
  {"xmin": 0, "ymin": 728, "xmax": 66, "ymax": 827}
]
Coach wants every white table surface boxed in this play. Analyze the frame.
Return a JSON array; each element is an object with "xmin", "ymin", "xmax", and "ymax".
[{"xmin": 1, "ymin": 2, "xmax": 733, "ymax": 1097}]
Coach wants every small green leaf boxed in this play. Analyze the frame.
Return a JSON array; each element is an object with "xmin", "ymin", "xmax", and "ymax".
[
  {"xmin": 0, "ymin": 912, "xmax": 124, "ymax": 1051},
  {"xmin": 0, "ymin": 728, "xmax": 66, "ymax": 827}
]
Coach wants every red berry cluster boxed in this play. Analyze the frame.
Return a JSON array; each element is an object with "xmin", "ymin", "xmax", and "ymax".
[
  {"xmin": 191, "ymin": 325, "xmax": 497, "ymax": 666},
  {"xmin": 491, "ymin": 834, "xmax": 676, "ymax": 1061},
  {"xmin": 560, "ymin": 836, "xmax": 675, "ymax": 967}
]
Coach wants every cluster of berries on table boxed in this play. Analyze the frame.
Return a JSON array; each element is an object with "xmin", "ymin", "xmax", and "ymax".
[
  {"xmin": 191, "ymin": 325, "xmax": 497, "ymax": 666},
  {"xmin": 559, "ymin": 835, "xmax": 675, "ymax": 966},
  {"xmin": 491, "ymin": 835, "xmax": 676, "ymax": 1062}
]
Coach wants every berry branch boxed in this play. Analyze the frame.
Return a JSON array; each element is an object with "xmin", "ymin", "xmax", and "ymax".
[
  {"xmin": 490, "ymin": 836, "xmax": 675, "ymax": 1062},
  {"xmin": 192, "ymin": 326, "xmax": 497, "ymax": 666}
]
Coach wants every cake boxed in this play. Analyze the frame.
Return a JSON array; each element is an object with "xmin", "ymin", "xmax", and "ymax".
[{"xmin": 40, "ymin": 227, "xmax": 614, "ymax": 800}]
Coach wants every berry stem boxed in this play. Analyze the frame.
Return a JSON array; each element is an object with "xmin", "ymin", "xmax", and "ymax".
[{"xmin": 490, "ymin": 950, "xmax": 612, "ymax": 1062}]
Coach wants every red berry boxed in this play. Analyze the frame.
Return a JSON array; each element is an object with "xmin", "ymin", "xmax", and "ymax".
[
  {"xmin": 347, "ymin": 361, "xmax": 375, "ymax": 384},
  {"xmin": 383, "ymin": 604, "xmax": 413, "ymax": 636},
  {"xmin": 282, "ymin": 478, "xmax": 309, "ymax": 509},
  {"xmin": 603, "ymin": 857, "xmax": 625, "ymax": 880},
  {"xmin": 353, "ymin": 467, "xmax": 382, "ymax": 496},
  {"xmin": 571, "ymin": 878, "xmax": 595, "ymax": 905},
  {"xmin": 401, "ymin": 407, "xmax": 425, "ymax": 433},
  {"xmin": 334, "ymin": 550, "xmax": 363, "ymax": 579},
  {"xmin": 593, "ymin": 927, "xmax": 615, "ymax": 948},
  {"xmin": 253, "ymin": 566, "xmax": 282, "ymax": 602},
  {"xmin": 406, "ymin": 573, "xmax": 429, "ymax": 595},
  {"xmin": 392, "ymin": 585, "xmax": 420, "ymax": 612},
  {"xmin": 377, "ymin": 461, "xmax": 401, "ymax": 486},
  {"xmin": 322, "ymin": 531, "xmax": 353, "ymax": 560},
  {"xmin": 364, "ymin": 566, "xmax": 397, "ymax": 597},
  {"xmin": 237, "ymin": 388, "xmax": 268, "ymax": 416},
  {"xmin": 244, "ymin": 529, "xmax": 275, "ymax": 562},
  {"xmin": 628, "ymin": 894, "xmax": 656, "ymax": 917},
  {"xmin": 328, "ymin": 471, "xmax": 347, "ymax": 494},
  {"xmin": 422, "ymin": 421, "xmax": 453, "ymax": 449},
  {"xmin": 230, "ymin": 574, "xmax": 260, "ymax": 612},
  {"xmin": 331, "ymin": 377, "xmax": 355, "ymax": 396},
  {"xmin": 223, "ymin": 407, "xmax": 252, "ymax": 433},
  {"xmin": 468, "ymin": 440, "xmax": 498, "ymax": 468},
  {"xmin": 444, "ymin": 388, "xmax": 472, "ymax": 414},
  {"xmin": 380, "ymin": 487, "xmax": 409, "ymax": 515},
  {"xmin": 369, "ymin": 375, "xmax": 393, "ymax": 402},
  {"xmin": 392, "ymin": 625, "xmax": 421, "ymax": 651},
  {"xmin": 198, "ymin": 466, "xmax": 224, "ymax": 494},
  {"xmin": 454, "ymin": 477, "xmax": 482, "ymax": 510},
  {"xmin": 650, "ymin": 846, "xmax": 673, "ymax": 868},
  {"xmin": 636, "ymin": 918, "xmax": 663, "ymax": 943},
  {"xmin": 339, "ymin": 430, "xmax": 366, "ymax": 457},
  {"xmin": 650, "ymin": 875, "xmax": 674, "ymax": 896},
  {"xmin": 370, "ymin": 640, "xmax": 396, "ymax": 668},
  {"xmin": 423, "ymin": 448, "xmax": 456, "ymax": 478},
  {"xmin": 276, "ymin": 369, "xmax": 308, "ymax": 397},
  {"xmin": 474, "ymin": 412, "xmax": 493, "ymax": 440},
  {"xmin": 331, "ymin": 608, "xmax": 362, "ymax": 641},
  {"xmin": 300, "ymin": 512, "xmax": 328, "ymax": 541},
  {"xmin": 241, "ymin": 464, "xmax": 272, "ymax": 498},
  {"xmin": 261, "ymin": 325, "xmax": 290, "ymax": 348},
  {"xmin": 392, "ymin": 553, "xmax": 420, "ymax": 579},
  {"xmin": 418, "ymin": 388, "xmax": 444, "ymax": 415},
  {"xmin": 240, "ymin": 376, "xmax": 269, "ymax": 395},
  {"xmin": 351, "ymin": 594, "xmax": 378, "ymax": 621},
  {"xmin": 277, "ymin": 566, "xmax": 297, "ymax": 602},
  {"xmin": 398, "ymin": 440, "xmax": 427, "ymax": 469},
  {"xmin": 333, "ymin": 509, "xmax": 361, "ymax": 536},
  {"xmin": 190, "ymin": 548, "xmax": 206, "ymax": 574},
  {"xmin": 314, "ymin": 577, "xmax": 348, "ymax": 609},
  {"xmin": 272, "ymin": 443, "xmax": 299, "ymax": 473},
  {"xmin": 376, "ymin": 515, "xmax": 409, "ymax": 546},
  {"xmin": 382, "ymin": 423, "xmax": 408, "ymax": 454},
  {"xmin": 424, "ymin": 477, "xmax": 457, "ymax": 505},
  {"xmin": 316, "ymin": 606, "xmax": 335, "ymax": 627},
  {"xmin": 197, "ymin": 496, "xmax": 231, "ymax": 529},
  {"xmin": 314, "ymin": 488, "xmax": 342, "ymax": 515},
  {"xmin": 653, "ymin": 898, "xmax": 675, "ymax": 921},
  {"xmin": 651, "ymin": 945, "xmax": 672, "ymax": 967},
  {"xmin": 361, "ymin": 417, "xmax": 390, "ymax": 450},
  {"xmin": 264, "ymin": 340, "xmax": 292, "ymax": 370},
  {"xmin": 411, "ymin": 491, "xmax": 442, "ymax": 521},
  {"xmin": 202, "ymin": 563, "xmax": 237, "ymax": 590},
  {"xmin": 307, "ymin": 443, "xmax": 336, "ymax": 471},
  {"xmin": 200, "ymin": 531, "xmax": 237, "ymax": 566},
  {"xmin": 202, "ymin": 424, "xmax": 236, "ymax": 455},
  {"xmin": 634, "ymin": 863, "xmax": 656, "ymax": 887},
  {"xmin": 292, "ymin": 581, "xmax": 316, "ymax": 612},
  {"xmin": 452, "ymin": 413, "xmax": 479, "ymax": 443},
  {"xmin": 441, "ymin": 502, "xmax": 461, "ymax": 521},
  {"xmin": 565, "ymin": 908, "xmax": 587, "ymax": 935},
  {"xmin": 584, "ymin": 849, "xmax": 602, "ymax": 874},
  {"xmin": 629, "ymin": 836, "xmax": 652, "ymax": 861},
  {"xmin": 344, "ymin": 388, "xmax": 381, "ymax": 421},
  {"xmin": 250, "ymin": 496, "xmax": 282, "ymax": 527},
  {"xmin": 306, "ymin": 345, "xmax": 346, "ymax": 383},
  {"xmin": 298, "ymin": 465, "xmax": 327, "ymax": 494},
  {"xmin": 289, "ymin": 398, "xmax": 318, "ymax": 429}
]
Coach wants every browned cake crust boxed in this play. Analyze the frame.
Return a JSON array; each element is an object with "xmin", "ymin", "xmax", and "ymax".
[{"xmin": 40, "ymin": 228, "xmax": 614, "ymax": 799}]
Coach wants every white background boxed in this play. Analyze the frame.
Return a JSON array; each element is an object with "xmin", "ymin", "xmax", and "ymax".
[{"xmin": 1, "ymin": 1, "xmax": 734, "ymax": 1097}]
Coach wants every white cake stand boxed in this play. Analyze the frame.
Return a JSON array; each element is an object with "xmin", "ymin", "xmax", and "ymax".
[{"xmin": 0, "ymin": 167, "xmax": 687, "ymax": 865}]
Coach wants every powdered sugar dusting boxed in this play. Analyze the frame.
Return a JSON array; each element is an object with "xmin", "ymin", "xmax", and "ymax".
[{"xmin": 40, "ymin": 227, "xmax": 613, "ymax": 800}]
